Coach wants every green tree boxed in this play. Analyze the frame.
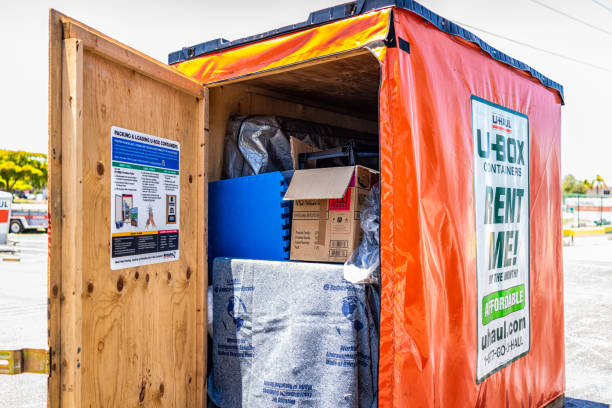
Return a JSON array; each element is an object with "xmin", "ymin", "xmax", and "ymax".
[
  {"xmin": 0, "ymin": 150, "xmax": 47, "ymax": 193},
  {"xmin": 562, "ymin": 174, "xmax": 578, "ymax": 193},
  {"xmin": 562, "ymin": 174, "xmax": 587, "ymax": 194},
  {"xmin": 581, "ymin": 179, "xmax": 592, "ymax": 194}
]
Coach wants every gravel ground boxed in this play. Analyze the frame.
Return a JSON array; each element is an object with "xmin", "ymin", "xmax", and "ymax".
[{"xmin": 0, "ymin": 233, "xmax": 609, "ymax": 407}]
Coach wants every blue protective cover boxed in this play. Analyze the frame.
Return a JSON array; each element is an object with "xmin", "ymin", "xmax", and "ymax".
[{"xmin": 208, "ymin": 172, "xmax": 291, "ymax": 268}]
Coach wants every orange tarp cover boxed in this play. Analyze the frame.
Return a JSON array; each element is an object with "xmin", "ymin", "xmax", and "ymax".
[
  {"xmin": 174, "ymin": 9, "xmax": 390, "ymax": 85},
  {"xmin": 377, "ymin": 9, "xmax": 564, "ymax": 407},
  {"xmin": 175, "ymin": 7, "xmax": 564, "ymax": 407}
]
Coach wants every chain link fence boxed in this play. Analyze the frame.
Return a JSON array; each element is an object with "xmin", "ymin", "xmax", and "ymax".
[{"xmin": 563, "ymin": 194, "xmax": 612, "ymax": 228}]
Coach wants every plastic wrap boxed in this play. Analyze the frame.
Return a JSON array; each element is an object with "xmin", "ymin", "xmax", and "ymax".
[
  {"xmin": 223, "ymin": 116, "xmax": 287, "ymax": 178},
  {"xmin": 223, "ymin": 115, "xmax": 378, "ymax": 178},
  {"xmin": 208, "ymin": 285, "xmax": 214, "ymax": 338},
  {"xmin": 209, "ymin": 258, "xmax": 379, "ymax": 407},
  {"xmin": 344, "ymin": 183, "xmax": 380, "ymax": 284}
]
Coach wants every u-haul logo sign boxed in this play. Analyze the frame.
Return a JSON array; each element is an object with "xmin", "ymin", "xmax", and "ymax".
[{"xmin": 471, "ymin": 96, "xmax": 530, "ymax": 383}]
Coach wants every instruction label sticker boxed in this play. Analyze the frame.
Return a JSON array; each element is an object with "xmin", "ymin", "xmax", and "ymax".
[
  {"xmin": 110, "ymin": 126, "xmax": 180, "ymax": 270},
  {"xmin": 471, "ymin": 96, "xmax": 530, "ymax": 383}
]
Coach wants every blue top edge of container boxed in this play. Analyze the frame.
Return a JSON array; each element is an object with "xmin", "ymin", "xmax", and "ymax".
[{"xmin": 168, "ymin": 0, "xmax": 564, "ymax": 103}]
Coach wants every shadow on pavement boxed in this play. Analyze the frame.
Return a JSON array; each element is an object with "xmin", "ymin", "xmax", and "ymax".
[{"xmin": 11, "ymin": 230, "xmax": 47, "ymax": 235}]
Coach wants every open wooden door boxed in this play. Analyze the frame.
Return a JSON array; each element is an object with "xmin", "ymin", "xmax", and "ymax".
[{"xmin": 48, "ymin": 10, "xmax": 207, "ymax": 407}]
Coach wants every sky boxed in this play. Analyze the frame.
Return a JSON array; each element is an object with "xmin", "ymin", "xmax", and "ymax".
[{"xmin": 0, "ymin": 0, "xmax": 610, "ymax": 183}]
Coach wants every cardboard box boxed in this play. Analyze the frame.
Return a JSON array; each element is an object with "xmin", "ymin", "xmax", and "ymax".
[{"xmin": 284, "ymin": 165, "xmax": 378, "ymax": 262}]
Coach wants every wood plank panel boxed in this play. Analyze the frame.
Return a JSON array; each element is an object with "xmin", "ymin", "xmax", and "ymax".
[
  {"xmin": 49, "ymin": 10, "xmax": 206, "ymax": 407},
  {"xmin": 47, "ymin": 9, "xmax": 63, "ymax": 408},
  {"xmin": 61, "ymin": 21, "xmax": 202, "ymax": 98},
  {"xmin": 238, "ymin": 52, "xmax": 381, "ymax": 117},
  {"xmin": 78, "ymin": 49, "xmax": 201, "ymax": 407},
  {"xmin": 196, "ymin": 88, "xmax": 209, "ymax": 408},
  {"xmin": 60, "ymin": 37, "xmax": 84, "ymax": 408}
]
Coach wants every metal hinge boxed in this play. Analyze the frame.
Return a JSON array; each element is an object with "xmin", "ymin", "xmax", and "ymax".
[{"xmin": 0, "ymin": 349, "xmax": 50, "ymax": 375}]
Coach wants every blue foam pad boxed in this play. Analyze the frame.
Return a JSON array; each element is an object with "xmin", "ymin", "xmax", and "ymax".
[{"xmin": 208, "ymin": 172, "xmax": 291, "ymax": 269}]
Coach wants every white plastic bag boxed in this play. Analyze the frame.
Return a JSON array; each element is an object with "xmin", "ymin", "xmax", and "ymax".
[
  {"xmin": 344, "ymin": 183, "xmax": 380, "ymax": 284},
  {"xmin": 208, "ymin": 285, "xmax": 214, "ymax": 338}
]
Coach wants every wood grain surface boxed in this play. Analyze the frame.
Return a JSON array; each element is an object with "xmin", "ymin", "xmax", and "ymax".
[{"xmin": 49, "ymin": 10, "xmax": 206, "ymax": 407}]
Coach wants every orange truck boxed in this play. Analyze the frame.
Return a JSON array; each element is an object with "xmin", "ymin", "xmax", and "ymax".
[{"xmin": 3, "ymin": 1, "xmax": 564, "ymax": 407}]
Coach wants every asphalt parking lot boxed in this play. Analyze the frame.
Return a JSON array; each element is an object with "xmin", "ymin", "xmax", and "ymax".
[
  {"xmin": 0, "ymin": 233, "xmax": 610, "ymax": 407},
  {"xmin": 564, "ymin": 236, "xmax": 612, "ymax": 404},
  {"xmin": 0, "ymin": 233, "xmax": 47, "ymax": 408}
]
